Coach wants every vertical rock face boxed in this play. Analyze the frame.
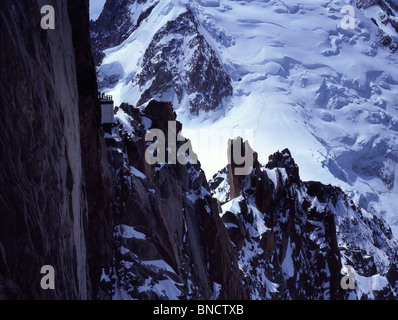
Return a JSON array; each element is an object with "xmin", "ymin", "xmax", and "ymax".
[
  {"xmin": 0, "ymin": 0, "xmax": 111, "ymax": 299},
  {"xmin": 101, "ymin": 100, "xmax": 247, "ymax": 300},
  {"xmin": 0, "ymin": 0, "xmax": 87, "ymax": 299},
  {"xmin": 67, "ymin": 0, "xmax": 112, "ymax": 298}
]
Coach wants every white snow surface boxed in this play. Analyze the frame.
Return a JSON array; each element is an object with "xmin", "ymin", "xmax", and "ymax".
[
  {"xmin": 282, "ymin": 239, "xmax": 295, "ymax": 279},
  {"xmin": 115, "ymin": 224, "xmax": 147, "ymax": 240},
  {"xmin": 99, "ymin": 0, "xmax": 398, "ymax": 236},
  {"xmin": 130, "ymin": 166, "xmax": 147, "ymax": 180}
]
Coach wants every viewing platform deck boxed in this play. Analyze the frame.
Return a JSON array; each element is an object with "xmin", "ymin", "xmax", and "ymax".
[{"xmin": 98, "ymin": 93, "xmax": 113, "ymax": 103}]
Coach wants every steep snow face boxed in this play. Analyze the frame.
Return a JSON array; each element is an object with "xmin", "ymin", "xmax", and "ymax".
[
  {"xmin": 209, "ymin": 147, "xmax": 398, "ymax": 300},
  {"xmin": 94, "ymin": 0, "xmax": 398, "ymax": 236},
  {"xmin": 91, "ymin": 0, "xmax": 160, "ymax": 65},
  {"xmin": 90, "ymin": 0, "xmax": 106, "ymax": 20}
]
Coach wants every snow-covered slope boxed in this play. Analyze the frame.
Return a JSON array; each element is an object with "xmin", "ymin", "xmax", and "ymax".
[{"xmin": 93, "ymin": 0, "xmax": 398, "ymax": 238}]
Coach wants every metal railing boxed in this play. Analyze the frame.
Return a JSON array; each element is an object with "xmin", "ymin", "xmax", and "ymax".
[{"xmin": 98, "ymin": 92, "xmax": 113, "ymax": 101}]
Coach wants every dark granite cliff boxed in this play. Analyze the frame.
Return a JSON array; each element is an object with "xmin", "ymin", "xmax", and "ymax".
[{"xmin": 0, "ymin": 0, "xmax": 111, "ymax": 299}]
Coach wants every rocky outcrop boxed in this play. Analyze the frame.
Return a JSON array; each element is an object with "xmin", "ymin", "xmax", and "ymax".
[
  {"xmin": 0, "ymin": 0, "xmax": 111, "ymax": 299},
  {"xmin": 227, "ymin": 137, "xmax": 256, "ymax": 199},
  {"xmin": 210, "ymin": 141, "xmax": 398, "ymax": 299},
  {"xmin": 357, "ymin": 0, "xmax": 398, "ymax": 51},
  {"xmin": 134, "ymin": 9, "xmax": 233, "ymax": 113},
  {"xmin": 100, "ymin": 100, "xmax": 247, "ymax": 300}
]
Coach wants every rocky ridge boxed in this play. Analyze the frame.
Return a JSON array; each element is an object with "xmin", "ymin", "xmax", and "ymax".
[
  {"xmin": 209, "ymin": 141, "xmax": 398, "ymax": 299},
  {"xmin": 100, "ymin": 100, "xmax": 246, "ymax": 299},
  {"xmin": 133, "ymin": 9, "xmax": 233, "ymax": 113},
  {"xmin": 100, "ymin": 99, "xmax": 398, "ymax": 300}
]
